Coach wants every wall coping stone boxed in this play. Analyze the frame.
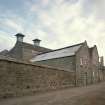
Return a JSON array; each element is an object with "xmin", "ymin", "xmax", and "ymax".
[{"xmin": 0, "ymin": 58, "xmax": 74, "ymax": 73}]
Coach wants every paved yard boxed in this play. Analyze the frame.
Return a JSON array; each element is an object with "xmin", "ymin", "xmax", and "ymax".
[{"xmin": 0, "ymin": 82, "xmax": 105, "ymax": 105}]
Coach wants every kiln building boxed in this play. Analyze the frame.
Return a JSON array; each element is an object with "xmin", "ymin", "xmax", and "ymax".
[{"xmin": 0, "ymin": 33, "xmax": 104, "ymax": 86}]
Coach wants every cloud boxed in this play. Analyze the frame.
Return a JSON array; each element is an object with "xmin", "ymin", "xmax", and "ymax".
[
  {"xmin": 42, "ymin": 0, "xmax": 49, "ymax": 6},
  {"xmin": 93, "ymin": 0, "xmax": 105, "ymax": 20},
  {"xmin": 0, "ymin": 19, "xmax": 23, "ymax": 32},
  {"xmin": 27, "ymin": 0, "xmax": 105, "ymax": 56},
  {"xmin": 0, "ymin": 0, "xmax": 105, "ymax": 59},
  {"xmin": 0, "ymin": 31, "xmax": 15, "ymax": 51},
  {"xmin": 81, "ymin": 0, "xmax": 105, "ymax": 20}
]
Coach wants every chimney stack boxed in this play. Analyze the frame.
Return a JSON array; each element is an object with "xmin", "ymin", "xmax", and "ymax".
[
  {"xmin": 33, "ymin": 39, "xmax": 41, "ymax": 46},
  {"xmin": 15, "ymin": 33, "xmax": 25, "ymax": 42}
]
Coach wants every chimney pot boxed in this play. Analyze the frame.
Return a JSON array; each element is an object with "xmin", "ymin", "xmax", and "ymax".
[{"xmin": 33, "ymin": 39, "xmax": 41, "ymax": 46}]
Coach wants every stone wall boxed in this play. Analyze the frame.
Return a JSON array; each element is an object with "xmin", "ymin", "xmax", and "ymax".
[
  {"xmin": 35, "ymin": 56, "xmax": 75, "ymax": 72},
  {"xmin": 103, "ymin": 70, "xmax": 105, "ymax": 80},
  {"xmin": 75, "ymin": 42, "xmax": 102, "ymax": 86},
  {"xmin": 0, "ymin": 59, "xmax": 75, "ymax": 98},
  {"xmin": 75, "ymin": 42, "xmax": 92, "ymax": 86},
  {"xmin": 90, "ymin": 46, "xmax": 99, "ymax": 83},
  {"xmin": 7, "ymin": 42, "xmax": 23, "ymax": 60}
]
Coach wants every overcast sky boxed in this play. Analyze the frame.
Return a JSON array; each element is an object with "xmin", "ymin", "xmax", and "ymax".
[{"xmin": 0, "ymin": 0, "xmax": 105, "ymax": 59}]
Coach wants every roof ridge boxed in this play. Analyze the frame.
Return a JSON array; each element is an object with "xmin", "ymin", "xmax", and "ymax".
[{"xmin": 36, "ymin": 42, "xmax": 84, "ymax": 56}]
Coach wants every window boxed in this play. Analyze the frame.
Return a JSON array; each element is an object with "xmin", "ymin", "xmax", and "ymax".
[
  {"xmin": 84, "ymin": 59, "xmax": 87, "ymax": 65},
  {"xmin": 80, "ymin": 58, "xmax": 83, "ymax": 66},
  {"xmin": 93, "ymin": 71, "xmax": 95, "ymax": 77}
]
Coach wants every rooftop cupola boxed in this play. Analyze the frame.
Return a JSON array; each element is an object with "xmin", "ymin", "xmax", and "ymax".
[
  {"xmin": 33, "ymin": 39, "xmax": 41, "ymax": 46},
  {"xmin": 15, "ymin": 33, "xmax": 25, "ymax": 42}
]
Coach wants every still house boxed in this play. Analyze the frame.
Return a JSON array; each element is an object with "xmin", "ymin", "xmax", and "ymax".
[{"xmin": 31, "ymin": 41, "xmax": 101, "ymax": 86}]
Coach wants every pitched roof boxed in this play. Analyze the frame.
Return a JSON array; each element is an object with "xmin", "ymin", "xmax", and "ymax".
[
  {"xmin": 31, "ymin": 42, "xmax": 83, "ymax": 62},
  {"xmin": 0, "ymin": 55, "xmax": 17, "ymax": 60},
  {"xmin": 22, "ymin": 42, "xmax": 52, "ymax": 53},
  {"xmin": 0, "ymin": 50, "xmax": 9, "ymax": 55}
]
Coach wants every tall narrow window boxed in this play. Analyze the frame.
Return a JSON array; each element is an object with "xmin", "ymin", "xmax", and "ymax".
[
  {"xmin": 84, "ymin": 59, "xmax": 87, "ymax": 65},
  {"xmin": 80, "ymin": 58, "xmax": 83, "ymax": 66},
  {"xmin": 93, "ymin": 71, "xmax": 95, "ymax": 77}
]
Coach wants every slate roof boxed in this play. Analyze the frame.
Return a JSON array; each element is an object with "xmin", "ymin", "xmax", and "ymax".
[
  {"xmin": 0, "ymin": 55, "xmax": 17, "ymax": 61},
  {"xmin": 22, "ymin": 42, "xmax": 52, "ymax": 53},
  {"xmin": 0, "ymin": 42, "xmax": 52, "ymax": 61},
  {"xmin": 31, "ymin": 42, "xmax": 83, "ymax": 62},
  {"xmin": 0, "ymin": 50, "xmax": 9, "ymax": 56}
]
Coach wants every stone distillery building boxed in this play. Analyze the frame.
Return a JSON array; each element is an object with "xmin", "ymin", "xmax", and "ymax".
[{"xmin": 0, "ymin": 33, "xmax": 104, "ymax": 98}]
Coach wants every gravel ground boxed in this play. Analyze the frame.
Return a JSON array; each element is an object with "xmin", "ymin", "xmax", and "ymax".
[{"xmin": 0, "ymin": 82, "xmax": 105, "ymax": 105}]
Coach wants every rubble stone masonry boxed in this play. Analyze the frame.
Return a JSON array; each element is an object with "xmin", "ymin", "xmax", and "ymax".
[{"xmin": 0, "ymin": 59, "xmax": 75, "ymax": 98}]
